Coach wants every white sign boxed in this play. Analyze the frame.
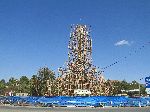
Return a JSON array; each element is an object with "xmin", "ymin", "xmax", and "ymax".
[{"xmin": 146, "ymin": 88, "xmax": 150, "ymax": 94}]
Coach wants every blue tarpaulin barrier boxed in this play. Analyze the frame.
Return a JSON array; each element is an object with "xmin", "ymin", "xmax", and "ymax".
[{"xmin": 1, "ymin": 96, "xmax": 150, "ymax": 107}]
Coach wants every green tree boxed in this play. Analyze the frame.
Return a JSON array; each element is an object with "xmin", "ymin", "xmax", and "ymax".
[
  {"xmin": 129, "ymin": 80, "xmax": 139, "ymax": 90},
  {"xmin": 30, "ymin": 75, "xmax": 38, "ymax": 96},
  {"xmin": 140, "ymin": 84, "xmax": 146, "ymax": 95},
  {"xmin": 112, "ymin": 81, "xmax": 122, "ymax": 95},
  {"xmin": 18, "ymin": 76, "xmax": 30, "ymax": 93},
  {"xmin": 7, "ymin": 77, "xmax": 18, "ymax": 94},
  {"xmin": 0, "ymin": 79, "xmax": 6, "ymax": 95},
  {"xmin": 31, "ymin": 67, "xmax": 55, "ymax": 96},
  {"xmin": 120, "ymin": 80, "xmax": 129, "ymax": 92}
]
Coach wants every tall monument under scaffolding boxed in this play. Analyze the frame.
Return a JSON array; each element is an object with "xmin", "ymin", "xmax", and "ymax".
[{"xmin": 57, "ymin": 24, "xmax": 112, "ymax": 96}]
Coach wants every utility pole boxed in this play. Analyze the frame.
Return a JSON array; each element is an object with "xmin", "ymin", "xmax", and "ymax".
[
  {"xmin": 139, "ymin": 78, "xmax": 143, "ymax": 97},
  {"xmin": 139, "ymin": 83, "xmax": 140, "ymax": 96}
]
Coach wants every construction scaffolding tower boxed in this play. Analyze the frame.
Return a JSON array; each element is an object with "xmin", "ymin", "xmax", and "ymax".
[{"xmin": 58, "ymin": 24, "xmax": 111, "ymax": 96}]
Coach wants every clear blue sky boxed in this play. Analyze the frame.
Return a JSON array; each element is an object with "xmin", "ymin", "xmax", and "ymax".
[{"xmin": 0, "ymin": 0, "xmax": 150, "ymax": 83}]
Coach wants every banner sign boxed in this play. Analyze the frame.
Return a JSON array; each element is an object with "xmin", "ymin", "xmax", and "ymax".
[{"xmin": 145, "ymin": 76, "xmax": 150, "ymax": 88}]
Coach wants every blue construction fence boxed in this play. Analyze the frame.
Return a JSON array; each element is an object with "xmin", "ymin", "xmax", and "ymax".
[{"xmin": 1, "ymin": 96, "xmax": 150, "ymax": 107}]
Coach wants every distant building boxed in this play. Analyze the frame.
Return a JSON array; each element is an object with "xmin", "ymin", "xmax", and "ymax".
[
  {"xmin": 109, "ymin": 80, "xmax": 121, "ymax": 83},
  {"xmin": 74, "ymin": 89, "xmax": 91, "ymax": 96},
  {"xmin": 16, "ymin": 93, "xmax": 28, "ymax": 96}
]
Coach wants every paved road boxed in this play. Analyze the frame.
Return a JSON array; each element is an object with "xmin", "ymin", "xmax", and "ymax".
[{"xmin": 0, "ymin": 105, "xmax": 150, "ymax": 112}]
